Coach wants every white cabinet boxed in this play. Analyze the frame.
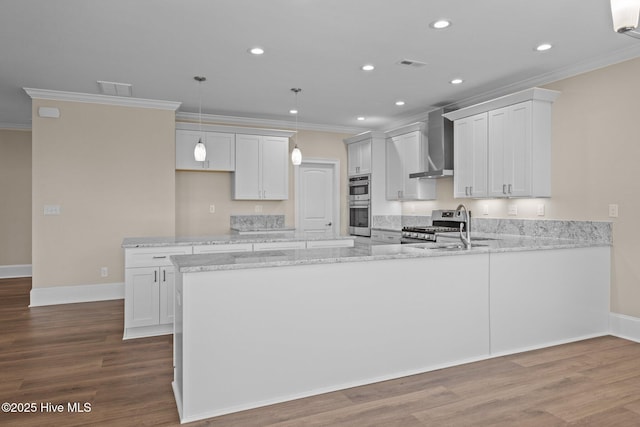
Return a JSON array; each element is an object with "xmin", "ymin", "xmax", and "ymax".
[
  {"xmin": 445, "ymin": 87, "xmax": 559, "ymax": 199},
  {"xmin": 233, "ymin": 134, "xmax": 289, "ymax": 200},
  {"xmin": 175, "ymin": 130, "xmax": 235, "ymax": 171},
  {"xmin": 347, "ymin": 139, "xmax": 371, "ymax": 176},
  {"xmin": 385, "ymin": 130, "xmax": 436, "ymax": 200},
  {"xmin": 453, "ymin": 113, "xmax": 488, "ymax": 198},
  {"xmin": 488, "ymin": 101, "xmax": 551, "ymax": 197},
  {"xmin": 124, "ymin": 245, "xmax": 192, "ymax": 338}
]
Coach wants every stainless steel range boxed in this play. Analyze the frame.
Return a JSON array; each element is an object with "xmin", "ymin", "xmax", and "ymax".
[{"xmin": 401, "ymin": 209, "xmax": 469, "ymax": 243}]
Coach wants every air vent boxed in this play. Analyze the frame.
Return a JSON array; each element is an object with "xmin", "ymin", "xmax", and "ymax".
[
  {"xmin": 397, "ymin": 59, "xmax": 427, "ymax": 68},
  {"xmin": 97, "ymin": 80, "xmax": 133, "ymax": 97}
]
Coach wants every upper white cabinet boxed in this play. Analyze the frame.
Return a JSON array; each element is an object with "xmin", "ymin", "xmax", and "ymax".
[
  {"xmin": 445, "ymin": 87, "xmax": 559, "ymax": 199},
  {"xmin": 453, "ymin": 113, "xmax": 488, "ymax": 198},
  {"xmin": 233, "ymin": 134, "xmax": 289, "ymax": 200},
  {"xmin": 347, "ymin": 139, "xmax": 371, "ymax": 176},
  {"xmin": 175, "ymin": 129, "xmax": 235, "ymax": 171},
  {"xmin": 385, "ymin": 125, "xmax": 436, "ymax": 201}
]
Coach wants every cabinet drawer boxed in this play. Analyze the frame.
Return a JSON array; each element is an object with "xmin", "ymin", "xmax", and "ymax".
[
  {"xmin": 125, "ymin": 246, "xmax": 193, "ymax": 268},
  {"xmin": 253, "ymin": 241, "xmax": 306, "ymax": 251},
  {"xmin": 306, "ymin": 239, "xmax": 355, "ymax": 249},
  {"xmin": 193, "ymin": 243, "xmax": 254, "ymax": 254}
]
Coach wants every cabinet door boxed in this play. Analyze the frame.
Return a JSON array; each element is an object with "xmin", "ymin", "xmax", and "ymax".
[
  {"xmin": 488, "ymin": 107, "xmax": 509, "ymax": 197},
  {"xmin": 505, "ymin": 102, "xmax": 532, "ymax": 197},
  {"xmin": 205, "ymin": 132, "xmax": 236, "ymax": 171},
  {"xmin": 347, "ymin": 140, "xmax": 371, "ymax": 176},
  {"xmin": 385, "ymin": 137, "xmax": 403, "ymax": 200},
  {"xmin": 454, "ymin": 113, "xmax": 488, "ymax": 198},
  {"xmin": 125, "ymin": 267, "xmax": 160, "ymax": 328},
  {"xmin": 400, "ymin": 132, "xmax": 421, "ymax": 199},
  {"xmin": 234, "ymin": 134, "xmax": 262, "ymax": 199},
  {"xmin": 159, "ymin": 266, "xmax": 175, "ymax": 325},
  {"xmin": 176, "ymin": 130, "xmax": 207, "ymax": 170},
  {"xmin": 261, "ymin": 136, "xmax": 289, "ymax": 200}
]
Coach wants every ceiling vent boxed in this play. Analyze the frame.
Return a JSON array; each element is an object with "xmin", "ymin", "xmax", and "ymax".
[
  {"xmin": 396, "ymin": 59, "xmax": 427, "ymax": 68},
  {"xmin": 97, "ymin": 80, "xmax": 133, "ymax": 96}
]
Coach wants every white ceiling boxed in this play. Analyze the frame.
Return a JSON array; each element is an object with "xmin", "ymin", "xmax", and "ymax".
[{"xmin": 2, "ymin": 0, "xmax": 640, "ymax": 132}]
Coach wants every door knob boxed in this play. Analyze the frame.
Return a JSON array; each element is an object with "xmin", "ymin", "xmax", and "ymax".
[{"xmin": 326, "ymin": 222, "xmax": 332, "ymax": 226}]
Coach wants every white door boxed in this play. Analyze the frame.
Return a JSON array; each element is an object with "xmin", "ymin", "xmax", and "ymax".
[{"xmin": 298, "ymin": 162, "xmax": 336, "ymax": 233}]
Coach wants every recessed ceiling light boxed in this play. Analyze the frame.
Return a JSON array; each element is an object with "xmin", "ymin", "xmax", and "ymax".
[
  {"xmin": 361, "ymin": 64, "xmax": 375, "ymax": 71},
  {"xmin": 450, "ymin": 78, "xmax": 464, "ymax": 85},
  {"xmin": 535, "ymin": 43, "xmax": 553, "ymax": 52},
  {"xmin": 289, "ymin": 109, "xmax": 298, "ymax": 115},
  {"xmin": 431, "ymin": 19, "xmax": 451, "ymax": 29},
  {"xmin": 357, "ymin": 116, "xmax": 366, "ymax": 121},
  {"xmin": 249, "ymin": 47, "xmax": 265, "ymax": 55},
  {"xmin": 395, "ymin": 101, "xmax": 406, "ymax": 106}
]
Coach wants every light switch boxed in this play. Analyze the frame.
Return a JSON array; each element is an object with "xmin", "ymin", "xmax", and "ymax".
[
  {"xmin": 482, "ymin": 204, "xmax": 489, "ymax": 216},
  {"xmin": 537, "ymin": 204, "xmax": 545, "ymax": 216},
  {"xmin": 608, "ymin": 204, "xmax": 619, "ymax": 218},
  {"xmin": 255, "ymin": 205, "xmax": 263, "ymax": 213},
  {"xmin": 209, "ymin": 204, "xmax": 216, "ymax": 214},
  {"xmin": 508, "ymin": 204, "xmax": 518, "ymax": 216},
  {"xmin": 43, "ymin": 205, "xmax": 61, "ymax": 215}
]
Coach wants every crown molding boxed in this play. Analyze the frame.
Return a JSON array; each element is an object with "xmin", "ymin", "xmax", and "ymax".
[
  {"xmin": 443, "ymin": 43, "xmax": 640, "ymax": 111},
  {"xmin": 378, "ymin": 110, "xmax": 430, "ymax": 133},
  {"xmin": 0, "ymin": 122, "xmax": 31, "ymax": 130},
  {"xmin": 23, "ymin": 88, "xmax": 181, "ymax": 111},
  {"xmin": 176, "ymin": 111, "xmax": 365, "ymax": 135},
  {"xmin": 176, "ymin": 121, "xmax": 295, "ymax": 138}
]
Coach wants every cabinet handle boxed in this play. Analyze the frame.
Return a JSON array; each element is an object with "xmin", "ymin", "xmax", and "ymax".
[
  {"xmin": 464, "ymin": 186, "xmax": 468, "ymax": 196},
  {"xmin": 163, "ymin": 269, "xmax": 166, "ymax": 282},
  {"xmin": 469, "ymin": 186, "xmax": 473, "ymax": 196},
  {"xmin": 152, "ymin": 256, "xmax": 167, "ymax": 259},
  {"xmin": 154, "ymin": 270, "xmax": 158, "ymax": 283},
  {"xmin": 503, "ymin": 184, "xmax": 507, "ymax": 194},
  {"xmin": 508, "ymin": 184, "xmax": 512, "ymax": 194},
  {"xmin": 356, "ymin": 166, "xmax": 360, "ymax": 173}
]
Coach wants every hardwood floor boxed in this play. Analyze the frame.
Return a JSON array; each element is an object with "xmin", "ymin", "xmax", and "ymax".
[{"xmin": 2, "ymin": 277, "xmax": 640, "ymax": 426}]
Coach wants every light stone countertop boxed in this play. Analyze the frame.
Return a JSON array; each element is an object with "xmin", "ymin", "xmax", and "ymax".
[
  {"xmin": 171, "ymin": 233, "xmax": 610, "ymax": 273},
  {"xmin": 122, "ymin": 231, "xmax": 353, "ymax": 248}
]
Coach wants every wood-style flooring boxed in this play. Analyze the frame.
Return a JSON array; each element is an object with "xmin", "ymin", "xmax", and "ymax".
[{"xmin": 2, "ymin": 277, "xmax": 640, "ymax": 426}]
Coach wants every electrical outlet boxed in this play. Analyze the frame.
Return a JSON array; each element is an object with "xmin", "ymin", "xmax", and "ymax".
[
  {"xmin": 255, "ymin": 205, "xmax": 263, "ymax": 213},
  {"xmin": 608, "ymin": 204, "xmax": 619, "ymax": 218},
  {"xmin": 482, "ymin": 204, "xmax": 489, "ymax": 216},
  {"xmin": 209, "ymin": 204, "xmax": 215, "ymax": 214},
  {"xmin": 508, "ymin": 204, "xmax": 518, "ymax": 216},
  {"xmin": 100, "ymin": 267, "xmax": 108, "ymax": 278},
  {"xmin": 537, "ymin": 204, "xmax": 545, "ymax": 216}
]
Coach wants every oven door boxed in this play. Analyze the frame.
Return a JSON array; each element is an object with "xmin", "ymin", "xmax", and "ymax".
[
  {"xmin": 348, "ymin": 178, "xmax": 370, "ymax": 202},
  {"xmin": 349, "ymin": 201, "xmax": 370, "ymax": 237}
]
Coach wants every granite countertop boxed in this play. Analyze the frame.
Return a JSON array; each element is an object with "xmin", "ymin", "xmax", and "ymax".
[
  {"xmin": 122, "ymin": 231, "xmax": 354, "ymax": 248},
  {"xmin": 171, "ymin": 233, "xmax": 610, "ymax": 273}
]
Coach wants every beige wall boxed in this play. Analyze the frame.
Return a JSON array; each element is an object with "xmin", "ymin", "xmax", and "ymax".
[
  {"xmin": 31, "ymin": 100, "xmax": 176, "ymax": 288},
  {"xmin": 175, "ymin": 127, "xmax": 351, "ymax": 236},
  {"xmin": 404, "ymin": 56, "xmax": 640, "ymax": 317},
  {"xmin": 0, "ymin": 129, "xmax": 32, "ymax": 266}
]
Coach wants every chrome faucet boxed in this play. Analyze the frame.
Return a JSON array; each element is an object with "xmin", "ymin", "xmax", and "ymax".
[{"xmin": 456, "ymin": 204, "xmax": 471, "ymax": 249}]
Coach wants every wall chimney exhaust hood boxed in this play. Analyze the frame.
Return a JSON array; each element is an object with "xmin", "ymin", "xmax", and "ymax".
[{"xmin": 409, "ymin": 108, "xmax": 453, "ymax": 179}]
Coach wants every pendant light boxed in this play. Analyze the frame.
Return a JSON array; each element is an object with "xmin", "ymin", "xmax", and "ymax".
[
  {"xmin": 611, "ymin": 0, "xmax": 640, "ymax": 33},
  {"xmin": 290, "ymin": 88, "xmax": 302, "ymax": 166},
  {"xmin": 193, "ymin": 76, "xmax": 207, "ymax": 162}
]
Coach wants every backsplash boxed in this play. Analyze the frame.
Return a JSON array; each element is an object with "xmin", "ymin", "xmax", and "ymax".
[
  {"xmin": 373, "ymin": 214, "xmax": 612, "ymax": 244},
  {"xmin": 230, "ymin": 215, "xmax": 285, "ymax": 231},
  {"xmin": 472, "ymin": 218, "xmax": 613, "ymax": 244}
]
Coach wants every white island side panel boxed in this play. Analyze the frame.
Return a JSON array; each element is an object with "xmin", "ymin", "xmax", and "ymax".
[{"xmin": 176, "ymin": 254, "xmax": 490, "ymax": 422}]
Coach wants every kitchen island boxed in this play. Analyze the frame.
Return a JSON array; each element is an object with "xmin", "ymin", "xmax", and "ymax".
[{"xmin": 171, "ymin": 235, "xmax": 610, "ymax": 423}]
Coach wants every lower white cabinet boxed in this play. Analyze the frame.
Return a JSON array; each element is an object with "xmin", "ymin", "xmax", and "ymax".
[{"xmin": 124, "ymin": 246, "xmax": 192, "ymax": 339}]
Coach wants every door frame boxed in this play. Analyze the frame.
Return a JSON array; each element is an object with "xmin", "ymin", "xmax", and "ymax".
[{"xmin": 294, "ymin": 158, "xmax": 341, "ymax": 233}]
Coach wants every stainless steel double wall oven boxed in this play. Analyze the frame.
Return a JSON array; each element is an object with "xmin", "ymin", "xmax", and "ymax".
[{"xmin": 348, "ymin": 174, "xmax": 370, "ymax": 237}]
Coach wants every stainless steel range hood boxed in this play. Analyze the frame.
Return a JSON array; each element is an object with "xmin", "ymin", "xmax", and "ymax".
[{"xmin": 409, "ymin": 108, "xmax": 453, "ymax": 179}]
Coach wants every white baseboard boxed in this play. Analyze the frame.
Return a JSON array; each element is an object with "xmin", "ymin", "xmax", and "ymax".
[
  {"xmin": 609, "ymin": 312, "xmax": 640, "ymax": 343},
  {"xmin": 0, "ymin": 264, "xmax": 32, "ymax": 279},
  {"xmin": 30, "ymin": 282, "xmax": 124, "ymax": 307}
]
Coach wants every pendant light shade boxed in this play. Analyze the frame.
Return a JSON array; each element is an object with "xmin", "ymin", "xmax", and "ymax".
[
  {"xmin": 291, "ymin": 145, "xmax": 302, "ymax": 165},
  {"xmin": 291, "ymin": 88, "xmax": 302, "ymax": 166},
  {"xmin": 611, "ymin": 0, "xmax": 640, "ymax": 32},
  {"xmin": 194, "ymin": 76, "xmax": 207, "ymax": 162},
  {"xmin": 194, "ymin": 138, "xmax": 207, "ymax": 161}
]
